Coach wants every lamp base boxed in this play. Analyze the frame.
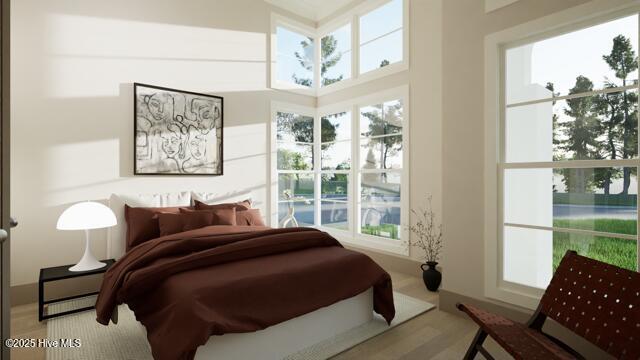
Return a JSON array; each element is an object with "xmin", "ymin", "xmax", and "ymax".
[
  {"xmin": 69, "ymin": 259, "xmax": 106, "ymax": 272},
  {"xmin": 69, "ymin": 230, "xmax": 106, "ymax": 272}
]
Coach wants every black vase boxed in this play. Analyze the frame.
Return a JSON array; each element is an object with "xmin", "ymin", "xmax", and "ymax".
[{"xmin": 421, "ymin": 261, "xmax": 441, "ymax": 292}]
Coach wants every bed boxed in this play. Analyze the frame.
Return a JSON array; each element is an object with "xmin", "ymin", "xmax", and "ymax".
[{"xmin": 96, "ymin": 192, "xmax": 395, "ymax": 360}]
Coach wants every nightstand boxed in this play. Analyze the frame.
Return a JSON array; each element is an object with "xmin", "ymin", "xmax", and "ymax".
[{"xmin": 38, "ymin": 259, "xmax": 115, "ymax": 321}]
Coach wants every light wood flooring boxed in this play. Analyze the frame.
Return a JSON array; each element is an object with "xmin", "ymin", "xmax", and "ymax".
[{"xmin": 10, "ymin": 271, "xmax": 512, "ymax": 360}]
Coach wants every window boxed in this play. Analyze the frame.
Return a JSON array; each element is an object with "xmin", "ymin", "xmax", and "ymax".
[
  {"xmin": 276, "ymin": 25, "xmax": 315, "ymax": 88},
  {"xmin": 321, "ymin": 24, "xmax": 351, "ymax": 87},
  {"xmin": 271, "ymin": 87, "xmax": 409, "ymax": 254},
  {"xmin": 501, "ymin": 14, "xmax": 639, "ymax": 290},
  {"xmin": 271, "ymin": 0, "xmax": 408, "ymax": 94},
  {"xmin": 359, "ymin": 100, "xmax": 404, "ymax": 240},
  {"xmin": 321, "ymin": 111, "xmax": 351, "ymax": 230},
  {"xmin": 359, "ymin": 0, "xmax": 404, "ymax": 74},
  {"xmin": 275, "ymin": 110, "xmax": 315, "ymax": 226}
]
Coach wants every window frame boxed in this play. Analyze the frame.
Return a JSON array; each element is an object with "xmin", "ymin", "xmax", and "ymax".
[
  {"xmin": 485, "ymin": 1, "xmax": 640, "ymax": 310},
  {"xmin": 270, "ymin": 14, "xmax": 318, "ymax": 96},
  {"xmin": 271, "ymin": 85, "xmax": 410, "ymax": 255},
  {"xmin": 270, "ymin": 102, "xmax": 318, "ymax": 227},
  {"xmin": 270, "ymin": 0, "xmax": 410, "ymax": 97}
]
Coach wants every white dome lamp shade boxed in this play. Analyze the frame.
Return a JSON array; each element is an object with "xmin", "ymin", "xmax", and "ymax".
[{"xmin": 57, "ymin": 201, "xmax": 117, "ymax": 272}]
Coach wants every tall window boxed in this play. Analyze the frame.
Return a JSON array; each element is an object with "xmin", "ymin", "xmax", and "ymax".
[
  {"xmin": 276, "ymin": 26, "xmax": 314, "ymax": 88},
  {"xmin": 359, "ymin": 100, "xmax": 404, "ymax": 239},
  {"xmin": 276, "ymin": 110, "xmax": 315, "ymax": 226},
  {"xmin": 321, "ymin": 111, "xmax": 351, "ymax": 230},
  {"xmin": 321, "ymin": 24, "xmax": 351, "ymax": 87},
  {"xmin": 272, "ymin": 88, "xmax": 409, "ymax": 253},
  {"xmin": 501, "ymin": 15, "xmax": 639, "ymax": 290},
  {"xmin": 359, "ymin": 0, "xmax": 403, "ymax": 74}
]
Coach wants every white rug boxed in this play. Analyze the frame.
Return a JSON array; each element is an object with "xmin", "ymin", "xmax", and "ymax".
[{"xmin": 47, "ymin": 292, "xmax": 434, "ymax": 360}]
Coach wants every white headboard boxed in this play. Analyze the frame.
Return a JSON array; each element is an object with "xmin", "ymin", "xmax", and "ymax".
[
  {"xmin": 191, "ymin": 190, "xmax": 254, "ymax": 205},
  {"xmin": 107, "ymin": 191, "xmax": 191, "ymax": 259}
]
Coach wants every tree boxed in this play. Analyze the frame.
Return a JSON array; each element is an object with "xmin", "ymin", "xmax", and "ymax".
[
  {"xmin": 277, "ymin": 149, "xmax": 310, "ymax": 171},
  {"xmin": 558, "ymin": 76, "xmax": 600, "ymax": 193},
  {"xmin": 276, "ymin": 112, "xmax": 339, "ymax": 168},
  {"xmin": 603, "ymin": 35, "xmax": 638, "ymax": 194},
  {"xmin": 361, "ymin": 102, "xmax": 403, "ymax": 172},
  {"xmin": 293, "ymin": 35, "xmax": 345, "ymax": 87},
  {"xmin": 593, "ymin": 82, "xmax": 624, "ymax": 194}
]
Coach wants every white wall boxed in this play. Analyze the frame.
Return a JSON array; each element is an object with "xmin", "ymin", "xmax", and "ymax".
[
  {"xmin": 10, "ymin": 0, "xmax": 444, "ymax": 286},
  {"xmin": 485, "ymin": 0, "xmax": 521, "ymax": 13},
  {"xmin": 441, "ymin": 0, "xmax": 592, "ymax": 300},
  {"xmin": 317, "ymin": 0, "xmax": 443, "ymax": 263},
  {"xmin": 10, "ymin": 0, "xmax": 314, "ymax": 286}
]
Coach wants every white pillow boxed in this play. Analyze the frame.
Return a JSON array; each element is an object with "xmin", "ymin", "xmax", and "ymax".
[
  {"xmin": 192, "ymin": 191, "xmax": 253, "ymax": 206},
  {"xmin": 107, "ymin": 191, "xmax": 191, "ymax": 259}
]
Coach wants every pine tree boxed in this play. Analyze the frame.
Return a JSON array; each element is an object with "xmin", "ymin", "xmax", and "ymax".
[
  {"xmin": 293, "ymin": 35, "xmax": 345, "ymax": 86},
  {"xmin": 603, "ymin": 35, "xmax": 638, "ymax": 194},
  {"xmin": 559, "ymin": 76, "xmax": 600, "ymax": 193},
  {"xmin": 593, "ymin": 82, "xmax": 624, "ymax": 194}
]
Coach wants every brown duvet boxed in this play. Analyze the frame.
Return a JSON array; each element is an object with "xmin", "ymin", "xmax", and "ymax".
[{"xmin": 95, "ymin": 226, "xmax": 395, "ymax": 360}]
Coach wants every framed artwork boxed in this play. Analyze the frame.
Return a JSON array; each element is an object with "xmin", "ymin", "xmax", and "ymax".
[{"xmin": 134, "ymin": 83, "xmax": 223, "ymax": 175}]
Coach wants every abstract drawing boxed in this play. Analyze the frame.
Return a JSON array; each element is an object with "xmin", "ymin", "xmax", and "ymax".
[{"xmin": 134, "ymin": 83, "xmax": 223, "ymax": 175}]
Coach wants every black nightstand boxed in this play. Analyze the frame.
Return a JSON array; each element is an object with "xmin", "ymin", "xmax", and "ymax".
[{"xmin": 38, "ymin": 259, "xmax": 115, "ymax": 321}]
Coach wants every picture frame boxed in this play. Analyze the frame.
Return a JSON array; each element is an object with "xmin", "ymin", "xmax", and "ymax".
[{"xmin": 133, "ymin": 83, "xmax": 223, "ymax": 175}]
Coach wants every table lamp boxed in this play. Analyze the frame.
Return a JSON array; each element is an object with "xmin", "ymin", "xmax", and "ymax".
[{"xmin": 56, "ymin": 201, "xmax": 117, "ymax": 272}]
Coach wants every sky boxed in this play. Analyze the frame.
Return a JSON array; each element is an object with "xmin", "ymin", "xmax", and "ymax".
[{"xmin": 507, "ymin": 14, "xmax": 639, "ymax": 104}]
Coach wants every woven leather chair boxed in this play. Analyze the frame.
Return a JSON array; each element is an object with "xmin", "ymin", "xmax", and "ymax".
[{"xmin": 457, "ymin": 251, "xmax": 640, "ymax": 360}]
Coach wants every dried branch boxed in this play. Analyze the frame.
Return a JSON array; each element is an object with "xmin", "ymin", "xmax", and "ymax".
[{"xmin": 404, "ymin": 195, "xmax": 443, "ymax": 263}]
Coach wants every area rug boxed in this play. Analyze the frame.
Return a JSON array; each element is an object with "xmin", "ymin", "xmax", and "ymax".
[{"xmin": 47, "ymin": 292, "xmax": 434, "ymax": 360}]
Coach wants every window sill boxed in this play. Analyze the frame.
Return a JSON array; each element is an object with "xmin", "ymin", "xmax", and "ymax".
[
  {"xmin": 271, "ymin": 61, "xmax": 410, "ymax": 98},
  {"xmin": 485, "ymin": 281, "xmax": 545, "ymax": 311},
  {"xmin": 320, "ymin": 226, "xmax": 409, "ymax": 256},
  {"xmin": 270, "ymin": 80, "xmax": 316, "ymax": 97}
]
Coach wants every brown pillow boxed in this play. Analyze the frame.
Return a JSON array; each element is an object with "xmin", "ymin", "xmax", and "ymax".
[
  {"xmin": 194, "ymin": 199, "xmax": 251, "ymax": 211},
  {"xmin": 157, "ymin": 212, "xmax": 214, "ymax": 237},
  {"xmin": 124, "ymin": 205, "xmax": 191, "ymax": 250},
  {"xmin": 236, "ymin": 209, "xmax": 266, "ymax": 226},
  {"xmin": 180, "ymin": 207, "xmax": 237, "ymax": 226}
]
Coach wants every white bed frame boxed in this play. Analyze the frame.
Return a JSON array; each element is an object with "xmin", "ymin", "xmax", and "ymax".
[
  {"xmin": 109, "ymin": 192, "xmax": 375, "ymax": 359},
  {"xmin": 195, "ymin": 289, "xmax": 373, "ymax": 360}
]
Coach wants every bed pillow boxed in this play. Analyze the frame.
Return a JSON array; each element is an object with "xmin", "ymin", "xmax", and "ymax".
[
  {"xmin": 180, "ymin": 207, "xmax": 237, "ymax": 226},
  {"xmin": 109, "ymin": 192, "xmax": 191, "ymax": 259},
  {"xmin": 124, "ymin": 205, "xmax": 190, "ymax": 250},
  {"xmin": 157, "ymin": 212, "xmax": 214, "ymax": 237},
  {"xmin": 236, "ymin": 209, "xmax": 266, "ymax": 226},
  {"xmin": 194, "ymin": 199, "xmax": 251, "ymax": 211}
]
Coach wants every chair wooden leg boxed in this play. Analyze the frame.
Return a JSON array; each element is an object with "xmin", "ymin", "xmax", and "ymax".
[{"xmin": 463, "ymin": 328, "xmax": 488, "ymax": 360}]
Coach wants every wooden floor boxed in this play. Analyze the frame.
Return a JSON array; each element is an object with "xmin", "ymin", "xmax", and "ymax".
[{"xmin": 9, "ymin": 271, "xmax": 512, "ymax": 360}]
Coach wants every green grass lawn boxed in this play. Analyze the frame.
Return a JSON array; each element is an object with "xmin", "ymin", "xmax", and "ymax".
[
  {"xmin": 553, "ymin": 219, "xmax": 637, "ymax": 272},
  {"xmin": 361, "ymin": 224, "xmax": 399, "ymax": 239}
]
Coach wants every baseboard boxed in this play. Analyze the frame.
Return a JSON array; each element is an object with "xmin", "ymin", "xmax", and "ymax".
[
  {"xmin": 439, "ymin": 289, "xmax": 532, "ymax": 321},
  {"xmin": 11, "ymin": 282, "xmax": 37, "ymax": 306},
  {"xmin": 440, "ymin": 289, "xmax": 612, "ymax": 359}
]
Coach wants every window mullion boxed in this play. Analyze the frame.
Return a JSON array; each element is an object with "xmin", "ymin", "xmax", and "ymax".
[
  {"xmin": 314, "ymin": 112, "xmax": 321, "ymax": 226},
  {"xmin": 352, "ymin": 13, "xmax": 360, "ymax": 82},
  {"xmin": 352, "ymin": 104, "xmax": 360, "ymax": 237}
]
